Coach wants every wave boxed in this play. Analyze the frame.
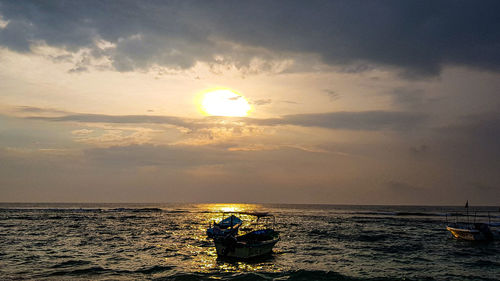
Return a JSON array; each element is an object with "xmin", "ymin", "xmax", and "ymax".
[
  {"xmin": 0, "ymin": 208, "xmax": 103, "ymax": 213},
  {"xmin": 47, "ymin": 266, "xmax": 109, "ymax": 276},
  {"xmin": 353, "ymin": 211, "xmax": 448, "ymax": 217},
  {"xmin": 151, "ymin": 270, "xmax": 417, "ymax": 281},
  {"xmin": 469, "ymin": 259, "xmax": 500, "ymax": 267},
  {"xmin": 46, "ymin": 264, "xmax": 174, "ymax": 277},
  {"xmin": 51, "ymin": 260, "xmax": 92, "ymax": 268},
  {"xmin": 357, "ymin": 233, "xmax": 390, "ymax": 242},
  {"xmin": 0, "ymin": 207, "xmax": 168, "ymax": 214},
  {"xmin": 134, "ymin": 265, "xmax": 174, "ymax": 274},
  {"xmin": 41, "ymin": 267, "xmax": 426, "ymax": 280},
  {"xmin": 109, "ymin": 207, "xmax": 163, "ymax": 212}
]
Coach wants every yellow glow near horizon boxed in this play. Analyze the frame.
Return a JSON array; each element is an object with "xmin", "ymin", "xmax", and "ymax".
[
  {"xmin": 199, "ymin": 203, "xmax": 260, "ymax": 214},
  {"xmin": 200, "ymin": 89, "xmax": 251, "ymax": 117}
]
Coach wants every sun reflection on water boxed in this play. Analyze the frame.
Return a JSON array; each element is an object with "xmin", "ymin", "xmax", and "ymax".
[{"xmin": 198, "ymin": 203, "xmax": 261, "ymax": 213}]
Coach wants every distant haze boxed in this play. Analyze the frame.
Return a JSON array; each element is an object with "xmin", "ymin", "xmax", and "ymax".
[{"xmin": 0, "ymin": 1, "xmax": 500, "ymax": 205}]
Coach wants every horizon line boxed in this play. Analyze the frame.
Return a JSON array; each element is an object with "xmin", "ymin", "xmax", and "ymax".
[{"xmin": 0, "ymin": 201, "xmax": 497, "ymax": 207}]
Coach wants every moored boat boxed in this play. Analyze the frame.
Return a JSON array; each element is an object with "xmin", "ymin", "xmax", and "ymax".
[
  {"xmin": 211, "ymin": 212, "xmax": 279, "ymax": 259},
  {"xmin": 445, "ymin": 201, "xmax": 500, "ymax": 241},
  {"xmin": 446, "ymin": 223, "xmax": 496, "ymax": 241}
]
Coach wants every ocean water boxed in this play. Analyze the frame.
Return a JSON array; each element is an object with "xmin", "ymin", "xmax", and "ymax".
[{"xmin": 1, "ymin": 203, "xmax": 499, "ymax": 280}]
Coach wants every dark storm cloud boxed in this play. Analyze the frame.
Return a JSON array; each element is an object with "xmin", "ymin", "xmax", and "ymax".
[{"xmin": 1, "ymin": 0, "xmax": 500, "ymax": 76}]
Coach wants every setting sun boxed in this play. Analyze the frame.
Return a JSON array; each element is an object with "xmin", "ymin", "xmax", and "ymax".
[{"xmin": 200, "ymin": 89, "xmax": 251, "ymax": 117}]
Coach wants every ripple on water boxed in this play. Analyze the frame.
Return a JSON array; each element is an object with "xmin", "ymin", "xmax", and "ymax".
[
  {"xmin": 47, "ymin": 266, "xmax": 109, "ymax": 276},
  {"xmin": 133, "ymin": 265, "xmax": 174, "ymax": 274},
  {"xmin": 51, "ymin": 260, "xmax": 92, "ymax": 268},
  {"xmin": 1, "ymin": 204, "xmax": 499, "ymax": 281}
]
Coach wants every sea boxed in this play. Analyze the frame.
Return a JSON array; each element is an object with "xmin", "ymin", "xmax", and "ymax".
[{"xmin": 1, "ymin": 203, "xmax": 499, "ymax": 281}]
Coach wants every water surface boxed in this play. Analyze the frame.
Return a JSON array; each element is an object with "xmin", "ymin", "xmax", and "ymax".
[{"xmin": 1, "ymin": 203, "xmax": 499, "ymax": 280}]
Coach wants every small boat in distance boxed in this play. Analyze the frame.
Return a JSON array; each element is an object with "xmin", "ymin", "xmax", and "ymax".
[
  {"xmin": 211, "ymin": 212, "xmax": 279, "ymax": 259},
  {"xmin": 445, "ymin": 201, "xmax": 500, "ymax": 241}
]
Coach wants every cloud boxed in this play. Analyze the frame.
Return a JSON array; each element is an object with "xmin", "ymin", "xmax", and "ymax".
[
  {"xmin": 15, "ymin": 106, "xmax": 70, "ymax": 116},
  {"xmin": 252, "ymin": 99, "xmax": 272, "ymax": 106},
  {"xmin": 27, "ymin": 113, "xmax": 194, "ymax": 128},
  {"xmin": 469, "ymin": 182, "xmax": 497, "ymax": 192},
  {"xmin": 390, "ymin": 88, "xmax": 426, "ymax": 109},
  {"xmin": 384, "ymin": 181, "xmax": 429, "ymax": 204},
  {"xmin": 1, "ymin": 1, "xmax": 500, "ymax": 76},
  {"xmin": 71, "ymin": 129, "xmax": 93, "ymax": 136},
  {"xmin": 83, "ymin": 144, "xmax": 227, "ymax": 168},
  {"xmin": 324, "ymin": 90, "xmax": 340, "ymax": 101},
  {"xmin": 21, "ymin": 106, "xmax": 428, "ymax": 132},
  {"xmin": 439, "ymin": 112, "xmax": 500, "ymax": 141},
  {"xmin": 280, "ymin": 100, "xmax": 299, "ymax": 105},
  {"xmin": 74, "ymin": 129, "xmax": 155, "ymax": 147},
  {"xmin": 248, "ymin": 111, "xmax": 428, "ymax": 131},
  {"xmin": 0, "ymin": 14, "xmax": 7, "ymax": 28},
  {"xmin": 437, "ymin": 112, "xmax": 500, "ymax": 159},
  {"xmin": 410, "ymin": 144, "xmax": 429, "ymax": 155},
  {"xmin": 3, "ymin": 113, "xmax": 500, "ymax": 204}
]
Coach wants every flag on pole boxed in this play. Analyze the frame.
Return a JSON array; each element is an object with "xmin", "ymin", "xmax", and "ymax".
[{"xmin": 465, "ymin": 200, "xmax": 468, "ymax": 208}]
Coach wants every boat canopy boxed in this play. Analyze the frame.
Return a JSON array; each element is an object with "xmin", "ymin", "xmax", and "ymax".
[{"xmin": 218, "ymin": 215, "xmax": 242, "ymax": 227}]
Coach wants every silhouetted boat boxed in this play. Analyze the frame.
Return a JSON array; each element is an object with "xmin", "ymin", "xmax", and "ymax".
[{"xmin": 212, "ymin": 212, "xmax": 279, "ymax": 259}]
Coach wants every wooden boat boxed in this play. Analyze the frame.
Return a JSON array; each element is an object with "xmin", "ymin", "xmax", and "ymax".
[
  {"xmin": 446, "ymin": 223, "xmax": 495, "ymax": 241},
  {"xmin": 212, "ymin": 212, "xmax": 279, "ymax": 259},
  {"xmin": 445, "ymin": 202, "xmax": 500, "ymax": 241}
]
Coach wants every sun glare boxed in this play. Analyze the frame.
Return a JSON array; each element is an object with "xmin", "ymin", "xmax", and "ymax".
[{"xmin": 200, "ymin": 89, "xmax": 251, "ymax": 117}]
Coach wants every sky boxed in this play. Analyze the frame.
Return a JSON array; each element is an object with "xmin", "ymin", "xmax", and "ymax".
[{"xmin": 1, "ymin": 0, "xmax": 500, "ymax": 205}]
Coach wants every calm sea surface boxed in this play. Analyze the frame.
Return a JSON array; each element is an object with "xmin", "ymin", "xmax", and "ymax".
[{"xmin": 1, "ymin": 203, "xmax": 499, "ymax": 280}]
